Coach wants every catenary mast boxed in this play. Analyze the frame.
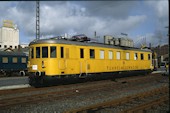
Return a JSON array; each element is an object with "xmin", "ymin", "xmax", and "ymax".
[{"xmin": 36, "ymin": 1, "xmax": 40, "ymax": 40}]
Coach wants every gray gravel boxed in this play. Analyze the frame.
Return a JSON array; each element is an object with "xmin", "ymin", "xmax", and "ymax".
[{"xmin": 0, "ymin": 75, "xmax": 169, "ymax": 113}]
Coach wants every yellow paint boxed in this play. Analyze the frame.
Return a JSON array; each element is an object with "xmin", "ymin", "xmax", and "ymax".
[{"xmin": 28, "ymin": 43, "xmax": 153, "ymax": 76}]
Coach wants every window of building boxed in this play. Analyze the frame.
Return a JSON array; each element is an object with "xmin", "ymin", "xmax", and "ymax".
[
  {"xmin": 134, "ymin": 53, "xmax": 138, "ymax": 60},
  {"xmin": 0, "ymin": 45, "xmax": 1, "ymax": 48},
  {"xmin": 15, "ymin": 46, "xmax": 17, "ymax": 49},
  {"xmin": 4, "ymin": 45, "xmax": 7, "ymax": 48},
  {"xmin": 126, "ymin": 52, "xmax": 130, "ymax": 60},
  {"xmin": 61, "ymin": 47, "xmax": 64, "ymax": 58},
  {"xmin": 80, "ymin": 48, "xmax": 84, "ymax": 58},
  {"xmin": 116, "ymin": 51, "xmax": 121, "ymax": 60},
  {"xmin": 10, "ymin": 45, "xmax": 12, "ymax": 48},
  {"xmin": 42, "ymin": 47, "xmax": 48, "ymax": 58},
  {"xmin": 108, "ymin": 51, "xmax": 113, "ymax": 59},
  {"xmin": 90, "ymin": 49, "xmax": 95, "ymax": 59},
  {"xmin": 141, "ymin": 53, "xmax": 144, "ymax": 60},
  {"xmin": 12, "ymin": 57, "xmax": 17, "ymax": 63},
  {"xmin": 36, "ymin": 47, "xmax": 40, "ymax": 58},
  {"xmin": 100, "ymin": 50, "xmax": 104, "ymax": 59},
  {"xmin": 2, "ymin": 57, "xmax": 8, "ymax": 63},
  {"xmin": 148, "ymin": 54, "xmax": 151, "ymax": 60},
  {"xmin": 21, "ymin": 58, "xmax": 26, "ymax": 63},
  {"xmin": 50, "ymin": 46, "xmax": 56, "ymax": 58}
]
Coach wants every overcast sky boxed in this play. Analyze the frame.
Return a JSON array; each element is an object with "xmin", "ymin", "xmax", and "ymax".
[{"xmin": 0, "ymin": 1, "xmax": 169, "ymax": 47}]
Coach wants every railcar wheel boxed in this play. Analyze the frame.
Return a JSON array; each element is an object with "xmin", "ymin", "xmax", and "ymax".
[{"xmin": 19, "ymin": 71, "xmax": 25, "ymax": 76}]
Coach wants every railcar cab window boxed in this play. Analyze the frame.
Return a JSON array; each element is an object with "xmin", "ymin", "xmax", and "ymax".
[
  {"xmin": 30, "ymin": 48, "xmax": 34, "ymax": 59},
  {"xmin": 61, "ymin": 47, "xmax": 64, "ymax": 58},
  {"xmin": 116, "ymin": 51, "xmax": 121, "ymax": 60},
  {"xmin": 50, "ymin": 46, "xmax": 56, "ymax": 58},
  {"xmin": 21, "ymin": 58, "xmax": 26, "ymax": 63},
  {"xmin": 134, "ymin": 53, "xmax": 138, "ymax": 60},
  {"xmin": 12, "ymin": 57, "xmax": 18, "ymax": 63},
  {"xmin": 42, "ymin": 47, "xmax": 48, "ymax": 58},
  {"xmin": 141, "ymin": 53, "xmax": 144, "ymax": 60},
  {"xmin": 108, "ymin": 51, "xmax": 113, "ymax": 59},
  {"xmin": 148, "ymin": 54, "xmax": 151, "ymax": 60},
  {"xmin": 36, "ymin": 47, "xmax": 40, "ymax": 58},
  {"xmin": 100, "ymin": 50, "xmax": 104, "ymax": 59},
  {"xmin": 126, "ymin": 52, "xmax": 130, "ymax": 60},
  {"xmin": 90, "ymin": 49, "xmax": 95, "ymax": 59},
  {"xmin": 80, "ymin": 48, "xmax": 84, "ymax": 58},
  {"xmin": 2, "ymin": 57, "xmax": 8, "ymax": 63}
]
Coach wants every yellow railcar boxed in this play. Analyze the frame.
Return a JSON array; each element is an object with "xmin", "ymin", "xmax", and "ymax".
[{"xmin": 28, "ymin": 39, "xmax": 153, "ymax": 86}]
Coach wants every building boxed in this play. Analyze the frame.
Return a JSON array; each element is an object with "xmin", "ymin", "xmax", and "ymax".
[
  {"xmin": 152, "ymin": 44, "xmax": 169, "ymax": 66},
  {"xmin": 0, "ymin": 20, "xmax": 19, "ymax": 49}
]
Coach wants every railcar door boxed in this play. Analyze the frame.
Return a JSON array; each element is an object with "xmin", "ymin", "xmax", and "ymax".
[
  {"xmin": 79, "ymin": 48, "xmax": 87, "ymax": 77},
  {"xmin": 58, "ymin": 47, "xmax": 67, "ymax": 70}
]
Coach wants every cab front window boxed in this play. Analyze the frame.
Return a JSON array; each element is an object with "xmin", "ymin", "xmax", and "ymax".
[
  {"xmin": 36, "ymin": 47, "xmax": 40, "ymax": 58},
  {"xmin": 42, "ymin": 47, "xmax": 48, "ymax": 58},
  {"xmin": 50, "ymin": 46, "xmax": 56, "ymax": 58},
  {"xmin": 30, "ymin": 48, "xmax": 34, "ymax": 59}
]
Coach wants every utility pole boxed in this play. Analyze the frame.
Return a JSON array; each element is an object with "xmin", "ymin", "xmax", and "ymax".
[{"xmin": 36, "ymin": 1, "xmax": 40, "ymax": 40}]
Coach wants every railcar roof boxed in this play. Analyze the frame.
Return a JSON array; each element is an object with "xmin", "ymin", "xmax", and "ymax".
[
  {"xmin": 0, "ymin": 51, "xmax": 26, "ymax": 56},
  {"xmin": 29, "ymin": 39, "xmax": 151, "ymax": 52}
]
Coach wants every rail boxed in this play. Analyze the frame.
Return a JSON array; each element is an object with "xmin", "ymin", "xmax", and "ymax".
[{"xmin": 64, "ymin": 86, "xmax": 168, "ymax": 113}]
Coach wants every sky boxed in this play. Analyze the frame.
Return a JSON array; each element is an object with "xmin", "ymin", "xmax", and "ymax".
[{"xmin": 0, "ymin": 1, "xmax": 169, "ymax": 47}]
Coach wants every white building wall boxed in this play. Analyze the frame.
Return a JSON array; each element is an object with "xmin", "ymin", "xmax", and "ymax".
[{"xmin": 0, "ymin": 27, "xmax": 19, "ymax": 49}]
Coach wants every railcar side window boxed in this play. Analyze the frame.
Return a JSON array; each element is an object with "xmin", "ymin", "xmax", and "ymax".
[
  {"xmin": 2, "ymin": 57, "xmax": 8, "ymax": 63},
  {"xmin": 116, "ymin": 51, "xmax": 121, "ymax": 60},
  {"xmin": 42, "ymin": 47, "xmax": 48, "ymax": 58},
  {"xmin": 50, "ymin": 46, "xmax": 56, "ymax": 58},
  {"xmin": 141, "ymin": 53, "xmax": 144, "ymax": 60},
  {"xmin": 12, "ymin": 57, "xmax": 18, "ymax": 63},
  {"xmin": 126, "ymin": 52, "xmax": 130, "ymax": 60},
  {"xmin": 148, "ymin": 54, "xmax": 150, "ymax": 60},
  {"xmin": 36, "ymin": 47, "xmax": 40, "ymax": 58},
  {"xmin": 90, "ymin": 49, "xmax": 95, "ymax": 59},
  {"xmin": 30, "ymin": 48, "xmax": 34, "ymax": 59},
  {"xmin": 61, "ymin": 47, "xmax": 64, "ymax": 58},
  {"xmin": 21, "ymin": 58, "xmax": 26, "ymax": 63},
  {"xmin": 108, "ymin": 51, "xmax": 113, "ymax": 59},
  {"xmin": 80, "ymin": 48, "xmax": 84, "ymax": 58},
  {"xmin": 134, "ymin": 53, "xmax": 138, "ymax": 60},
  {"xmin": 100, "ymin": 50, "xmax": 104, "ymax": 59}
]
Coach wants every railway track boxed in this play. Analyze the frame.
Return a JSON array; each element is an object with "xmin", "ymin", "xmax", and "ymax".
[
  {"xmin": 0, "ymin": 73, "xmax": 161, "ymax": 96},
  {"xmin": 64, "ymin": 86, "xmax": 168, "ymax": 113},
  {"xmin": 0, "ymin": 73, "xmax": 168, "ymax": 112}
]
